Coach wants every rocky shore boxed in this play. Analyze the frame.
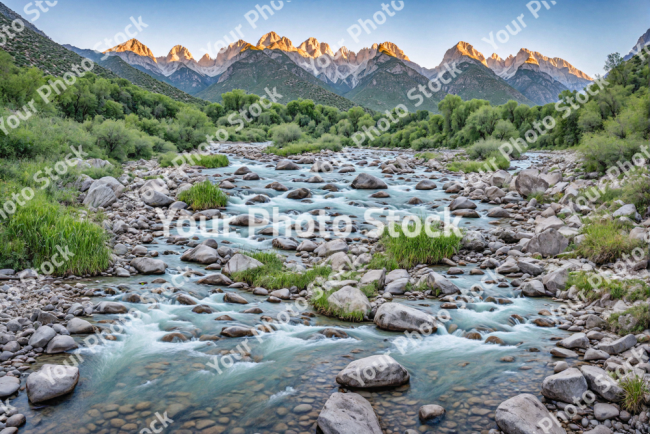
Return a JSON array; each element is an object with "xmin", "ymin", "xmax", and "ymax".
[{"xmin": 0, "ymin": 144, "xmax": 648, "ymax": 434}]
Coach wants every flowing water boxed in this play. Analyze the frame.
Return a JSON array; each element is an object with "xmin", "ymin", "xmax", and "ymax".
[{"xmin": 15, "ymin": 149, "xmax": 566, "ymax": 434}]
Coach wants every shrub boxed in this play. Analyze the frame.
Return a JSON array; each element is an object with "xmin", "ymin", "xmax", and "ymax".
[
  {"xmin": 266, "ymin": 138, "xmax": 342, "ymax": 156},
  {"xmin": 195, "ymin": 154, "xmax": 229, "ymax": 169},
  {"xmin": 376, "ymin": 217, "xmax": 462, "ymax": 269},
  {"xmin": 270, "ymin": 123, "xmax": 302, "ymax": 145},
  {"xmin": 575, "ymin": 220, "xmax": 645, "ymax": 264},
  {"xmin": 415, "ymin": 152, "xmax": 440, "ymax": 161},
  {"xmin": 82, "ymin": 164, "xmax": 123, "ymax": 180},
  {"xmin": 447, "ymin": 155, "xmax": 510, "ymax": 173},
  {"xmin": 467, "ymin": 138, "xmax": 521, "ymax": 160},
  {"xmin": 158, "ymin": 152, "xmax": 179, "ymax": 168},
  {"xmin": 609, "ymin": 305, "xmax": 650, "ymax": 335},
  {"xmin": 177, "ymin": 180, "xmax": 228, "ymax": 210},
  {"xmin": 568, "ymin": 271, "xmax": 650, "ymax": 302},
  {"xmin": 578, "ymin": 133, "xmax": 643, "ymax": 173}
]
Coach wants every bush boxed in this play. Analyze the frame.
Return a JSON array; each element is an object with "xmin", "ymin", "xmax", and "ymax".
[
  {"xmin": 567, "ymin": 271, "xmax": 650, "ymax": 302},
  {"xmin": 266, "ymin": 138, "xmax": 342, "ymax": 156},
  {"xmin": 467, "ymin": 138, "xmax": 520, "ymax": 160},
  {"xmin": 575, "ymin": 220, "xmax": 645, "ymax": 264},
  {"xmin": 269, "ymin": 123, "xmax": 302, "ymax": 145},
  {"xmin": 578, "ymin": 133, "xmax": 643, "ymax": 173},
  {"xmin": 609, "ymin": 305, "xmax": 650, "ymax": 335},
  {"xmin": 177, "ymin": 180, "xmax": 228, "ymax": 210},
  {"xmin": 376, "ymin": 217, "xmax": 462, "ymax": 269},
  {"xmin": 447, "ymin": 155, "xmax": 510, "ymax": 173}
]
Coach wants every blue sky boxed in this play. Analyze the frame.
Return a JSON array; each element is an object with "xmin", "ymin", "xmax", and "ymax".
[{"xmin": 7, "ymin": 0, "xmax": 649, "ymax": 75}]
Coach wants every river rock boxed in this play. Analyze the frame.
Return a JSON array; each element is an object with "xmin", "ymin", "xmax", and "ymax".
[
  {"xmin": 66, "ymin": 318, "xmax": 94, "ymax": 334},
  {"xmin": 94, "ymin": 301, "xmax": 128, "ymax": 314},
  {"xmin": 525, "ymin": 228, "xmax": 569, "ymax": 257},
  {"xmin": 491, "ymin": 170, "xmax": 512, "ymax": 187},
  {"xmin": 521, "ymin": 280, "xmax": 546, "ymax": 297},
  {"xmin": 180, "ymin": 245, "xmax": 220, "ymax": 264},
  {"xmin": 222, "ymin": 254, "xmax": 263, "ymax": 275},
  {"xmin": 580, "ymin": 365, "xmax": 624, "ymax": 401},
  {"xmin": 0, "ymin": 376, "xmax": 20, "ymax": 398},
  {"xmin": 83, "ymin": 185, "xmax": 117, "ymax": 208},
  {"xmin": 316, "ymin": 239, "xmax": 349, "ymax": 257},
  {"xmin": 594, "ymin": 403, "xmax": 619, "ymax": 421},
  {"xmin": 351, "ymin": 173, "xmax": 387, "ymax": 189},
  {"xmin": 220, "ymin": 327, "xmax": 253, "ymax": 338},
  {"xmin": 27, "ymin": 364, "xmax": 79, "ymax": 403},
  {"xmin": 415, "ymin": 180, "xmax": 437, "ymax": 190},
  {"xmin": 496, "ymin": 393, "xmax": 565, "ymax": 434},
  {"xmin": 142, "ymin": 190, "xmax": 174, "ymax": 207},
  {"xmin": 28, "ymin": 325, "xmax": 56, "ymax": 348},
  {"xmin": 327, "ymin": 286, "xmax": 371, "ymax": 317},
  {"xmin": 559, "ymin": 333, "xmax": 589, "ymax": 349},
  {"xmin": 449, "ymin": 197, "xmax": 477, "ymax": 211},
  {"xmin": 311, "ymin": 161, "xmax": 334, "ymax": 173},
  {"xmin": 336, "ymin": 355, "xmax": 409, "ymax": 388},
  {"xmin": 276, "ymin": 160, "xmax": 300, "ymax": 170},
  {"xmin": 543, "ymin": 268, "xmax": 569, "ymax": 292},
  {"xmin": 462, "ymin": 231, "xmax": 486, "ymax": 251},
  {"xmin": 317, "ymin": 392, "xmax": 382, "ymax": 434},
  {"xmin": 297, "ymin": 240, "xmax": 318, "ymax": 252},
  {"xmin": 45, "ymin": 335, "xmax": 78, "ymax": 354},
  {"xmin": 224, "ymin": 293, "xmax": 248, "ymax": 304},
  {"xmin": 597, "ymin": 334, "xmax": 636, "ymax": 355},
  {"xmin": 418, "ymin": 404, "xmax": 445, "ymax": 422},
  {"xmin": 541, "ymin": 368, "xmax": 588, "ymax": 403},
  {"xmin": 130, "ymin": 258, "xmax": 167, "ymax": 274},
  {"xmin": 515, "ymin": 169, "xmax": 549, "ymax": 197},
  {"xmin": 272, "ymin": 237, "xmax": 299, "ymax": 250},
  {"xmin": 197, "ymin": 274, "xmax": 234, "ymax": 286},
  {"xmin": 287, "ymin": 188, "xmax": 312, "ymax": 199},
  {"xmin": 374, "ymin": 303, "xmax": 437, "ymax": 333},
  {"xmin": 360, "ymin": 269, "xmax": 385, "ymax": 290}
]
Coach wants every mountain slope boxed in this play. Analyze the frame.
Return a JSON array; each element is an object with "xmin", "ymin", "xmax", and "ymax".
[
  {"xmin": 505, "ymin": 63, "xmax": 568, "ymax": 105},
  {"xmin": 195, "ymin": 50, "xmax": 357, "ymax": 111},
  {"xmin": 342, "ymin": 53, "xmax": 441, "ymax": 112},
  {"xmin": 61, "ymin": 45, "xmax": 205, "ymax": 104},
  {"xmin": 0, "ymin": 2, "xmax": 47, "ymax": 37},
  {"xmin": 624, "ymin": 28, "xmax": 650, "ymax": 60}
]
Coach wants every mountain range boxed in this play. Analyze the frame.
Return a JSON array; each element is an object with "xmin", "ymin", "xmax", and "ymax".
[{"xmin": 65, "ymin": 32, "xmax": 597, "ymax": 111}]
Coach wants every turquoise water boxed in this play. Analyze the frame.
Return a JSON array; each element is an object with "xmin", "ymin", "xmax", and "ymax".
[{"xmin": 15, "ymin": 150, "xmax": 564, "ymax": 434}]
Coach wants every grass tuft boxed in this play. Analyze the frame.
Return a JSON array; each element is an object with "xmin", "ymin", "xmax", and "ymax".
[
  {"xmin": 619, "ymin": 374, "xmax": 649, "ymax": 414},
  {"xmin": 231, "ymin": 252, "xmax": 330, "ymax": 290},
  {"xmin": 177, "ymin": 180, "xmax": 228, "ymax": 210},
  {"xmin": 575, "ymin": 220, "xmax": 645, "ymax": 264},
  {"xmin": 375, "ymin": 217, "xmax": 462, "ymax": 269}
]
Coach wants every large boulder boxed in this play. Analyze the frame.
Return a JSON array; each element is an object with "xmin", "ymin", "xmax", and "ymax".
[
  {"xmin": 420, "ymin": 272, "xmax": 460, "ymax": 295},
  {"xmin": 374, "ymin": 303, "xmax": 437, "ymax": 333},
  {"xmin": 597, "ymin": 334, "xmax": 636, "ymax": 355},
  {"xmin": 496, "ymin": 394, "xmax": 566, "ymax": 434},
  {"xmin": 276, "ymin": 160, "xmax": 300, "ymax": 170},
  {"xmin": 543, "ymin": 268, "xmax": 569, "ymax": 293},
  {"xmin": 327, "ymin": 286, "xmax": 371, "ymax": 317},
  {"xmin": 222, "ymin": 254, "xmax": 263, "ymax": 275},
  {"xmin": 316, "ymin": 239, "xmax": 349, "ymax": 257},
  {"xmin": 272, "ymin": 237, "xmax": 299, "ymax": 250},
  {"xmin": 45, "ymin": 335, "xmax": 78, "ymax": 354},
  {"xmin": 580, "ymin": 365, "xmax": 623, "ymax": 402},
  {"xmin": 449, "ymin": 197, "xmax": 477, "ymax": 211},
  {"xmin": 351, "ymin": 173, "xmax": 388, "ymax": 189},
  {"xmin": 317, "ymin": 392, "xmax": 382, "ymax": 434},
  {"xmin": 229, "ymin": 214, "xmax": 267, "ymax": 227},
  {"xmin": 66, "ymin": 318, "xmax": 94, "ymax": 334},
  {"xmin": 197, "ymin": 274, "xmax": 234, "ymax": 286},
  {"xmin": 515, "ymin": 169, "xmax": 549, "ymax": 197},
  {"xmin": 94, "ymin": 301, "xmax": 128, "ymax": 314},
  {"xmin": 525, "ymin": 228, "xmax": 569, "ymax": 257},
  {"xmin": 89, "ymin": 176, "xmax": 124, "ymax": 197},
  {"xmin": 26, "ymin": 364, "xmax": 79, "ymax": 403},
  {"xmin": 142, "ymin": 190, "xmax": 174, "ymax": 207},
  {"xmin": 287, "ymin": 188, "xmax": 312, "ymax": 200},
  {"xmin": 180, "ymin": 244, "xmax": 220, "ymax": 264},
  {"xmin": 541, "ymin": 368, "xmax": 588, "ymax": 403},
  {"xmin": 559, "ymin": 333, "xmax": 589, "ymax": 349},
  {"xmin": 521, "ymin": 280, "xmax": 546, "ymax": 297},
  {"xmin": 415, "ymin": 180, "xmax": 437, "ymax": 190},
  {"xmin": 28, "ymin": 325, "xmax": 56, "ymax": 348},
  {"xmin": 360, "ymin": 269, "xmax": 385, "ymax": 290},
  {"xmin": 336, "ymin": 355, "xmax": 409, "ymax": 388},
  {"xmin": 130, "ymin": 258, "xmax": 167, "ymax": 275},
  {"xmin": 462, "ymin": 231, "xmax": 486, "ymax": 251},
  {"xmin": 139, "ymin": 178, "xmax": 168, "ymax": 196},
  {"xmin": 83, "ymin": 185, "xmax": 116, "ymax": 208},
  {"xmin": 491, "ymin": 170, "xmax": 512, "ymax": 187}
]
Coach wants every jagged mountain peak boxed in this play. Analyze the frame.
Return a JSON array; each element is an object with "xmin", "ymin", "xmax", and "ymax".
[
  {"xmin": 104, "ymin": 38, "xmax": 157, "ymax": 62},
  {"xmin": 439, "ymin": 41, "xmax": 488, "ymax": 68},
  {"xmin": 166, "ymin": 45, "xmax": 195, "ymax": 62},
  {"xmin": 198, "ymin": 53, "xmax": 214, "ymax": 67},
  {"xmin": 490, "ymin": 53, "xmax": 503, "ymax": 61},
  {"xmin": 378, "ymin": 42, "xmax": 410, "ymax": 61},
  {"xmin": 298, "ymin": 37, "xmax": 334, "ymax": 57},
  {"xmin": 257, "ymin": 32, "xmax": 282, "ymax": 47}
]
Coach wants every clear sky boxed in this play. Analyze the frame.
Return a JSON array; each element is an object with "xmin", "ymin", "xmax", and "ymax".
[{"xmin": 6, "ymin": 0, "xmax": 649, "ymax": 76}]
